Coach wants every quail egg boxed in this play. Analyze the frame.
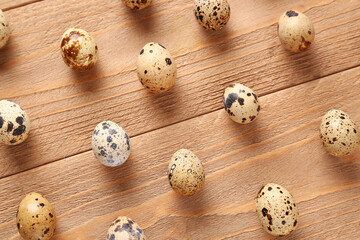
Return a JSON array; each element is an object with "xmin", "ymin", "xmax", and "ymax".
[
  {"xmin": 278, "ymin": 10, "xmax": 315, "ymax": 52},
  {"xmin": 0, "ymin": 9, "xmax": 10, "ymax": 49},
  {"xmin": 137, "ymin": 42, "xmax": 177, "ymax": 93},
  {"xmin": 107, "ymin": 216, "xmax": 146, "ymax": 240},
  {"xmin": 122, "ymin": 0, "xmax": 152, "ymax": 10},
  {"xmin": 92, "ymin": 121, "xmax": 131, "ymax": 167},
  {"xmin": 193, "ymin": 0, "xmax": 231, "ymax": 31},
  {"xmin": 0, "ymin": 100, "xmax": 30, "ymax": 145},
  {"xmin": 320, "ymin": 109, "xmax": 359, "ymax": 157},
  {"xmin": 256, "ymin": 183, "xmax": 299, "ymax": 236},
  {"xmin": 16, "ymin": 192, "xmax": 56, "ymax": 240},
  {"xmin": 168, "ymin": 149, "xmax": 205, "ymax": 196},
  {"xmin": 60, "ymin": 28, "xmax": 98, "ymax": 71},
  {"xmin": 223, "ymin": 83, "xmax": 260, "ymax": 124}
]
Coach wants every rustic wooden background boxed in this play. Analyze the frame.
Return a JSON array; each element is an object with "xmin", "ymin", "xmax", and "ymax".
[{"xmin": 0, "ymin": 0, "xmax": 359, "ymax": 239}]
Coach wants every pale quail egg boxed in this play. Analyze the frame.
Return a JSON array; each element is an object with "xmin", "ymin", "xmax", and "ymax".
[
  {"xmin": 0, "ymin": 9, "xmax": 10, "ymax": 49},
  {"xmin": 320, "ymin": 109, "xmax": 359, "ymax": 157},
  {"xmin": 256, "ymin": 183, "xmax": 299, "ymax": 236},
  {"xmin": 106, "ymin": 216, "xmax": 146, "ymax": 240},
  {"xmin": 137, "ymin": 42, "xmax": 177, "ymax": 93},
  {"xmin": 16, "ymin": 192, "xmax": 56, "ymax": 240},
  {"xmin": 223, "ymin": 83, "xmax": 260, "ymax": 124},
  {"xmin": 193, "ymin": 0, "xmax": 231, "ymax": 31},
  {"xmin": 168, "ymin": 149, "xmax": 205, "ymax": 196},
  {"xmin": 0, "ymin": 100, "xmax": 30, "ymax": 145},
  {"xmin": 122, "ymin": 0, "xmax": 152, "ymax": 10},
  {"xmin": 278, "ymin": 10, "xmax": 315, "ymax": 52},
  {"xmin": 92, "ymin": 121, "xmax": 131, "ymax": 167},
  {"xmin": 60, "ymin": 28, "xmax": 98, "ymax": 71}
]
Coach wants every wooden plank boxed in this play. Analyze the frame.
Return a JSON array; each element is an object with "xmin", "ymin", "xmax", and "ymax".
[
  {"xmin": 0, "ymin": 0, "xmax": 359, "ymax": 178},
  {"xmin": 0, "ymin": 66, "xmax": 358, "ymax": 239}
]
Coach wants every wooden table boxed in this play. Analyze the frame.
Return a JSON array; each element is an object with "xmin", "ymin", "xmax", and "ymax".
[{"xmin": 0, "ymin": 0, "xmax": 359, "ymax": 239}]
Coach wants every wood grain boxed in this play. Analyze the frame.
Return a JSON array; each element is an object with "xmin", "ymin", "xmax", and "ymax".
[
  {"xmin": 0, "ymin": 65, "xmax": 359, "ymax": 239},
  {"xmin": 0, "ymin": 0, "xmax": 360, "ymax": 178}
]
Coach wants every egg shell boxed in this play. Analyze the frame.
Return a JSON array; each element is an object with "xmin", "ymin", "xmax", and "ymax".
[
  {"xmin": 256, "ymin": 183, "xmax": 299, "ymax": 236},
  {"xmin": 60, "ymin": 28, "xmax": 98, "ymax": 71},
  {"xmin": 92, "ymin": 121, "xmax": 131, "ymax": 167},
  {"xmin": 223, "ymin": 83, "xmax": 260, "ymax": 124},
  {"xmin": 16, "ymin": 192, "xmax": 56, "ymax": 240},
  {"xmin": 0, "ymin": 100, "xmax": 30, "ymax": 145},
  {"xmin": 193, "ymin": 0, "xmax": 231, "ymax": 31},
  {"xmin": 320, "ymin": 109, "xmax": 359, "ymax": 157},
  {"xmin": 278, "ymin": 10, "xmax": 315, "ymax": 52},
  {"xmin": 137, "ymin": 42, "xmax": 177, "ymax": 93},
  {"xmin": 0, "ymin": 9, "xmax": 10, "ymax": 49},
  {"xmin": 107, "ymin": 216, "xmax": 146, "ymax": 240},
  {"xmin": 168, "ymin": 149, "xmax": 205, "ymax": 196},
  {"xmin": 122, "ymin": 0, "xmax": 152, "ymax": 10}
]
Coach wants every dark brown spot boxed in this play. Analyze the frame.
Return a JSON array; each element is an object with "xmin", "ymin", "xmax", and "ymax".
[
  {"xmin": 262, "ymin": 208, "xmax": 268, "ymax": 217},
  {"xmin": 286, "ymin": 10, "xmax": 298, "ymax": 17},
  {"xmin": 165, "ymin": 58, "xmax": 172, "ymax": 65}
]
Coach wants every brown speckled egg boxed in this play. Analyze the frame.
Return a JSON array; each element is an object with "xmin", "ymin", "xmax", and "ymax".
[
  {"xmin": 0, "ymin": 9, "xmax": 10, "ymax": 49},
  {"xmin": 137, "ymin": 42, "xmax": 177, "ymax": 93},
  {"xmin": 256, "ymin": 183, "xmax": 299, "ymax": 237},
  {"xmin": 16, "ymin": 192, "xmax": 56, "ymax": 240},
  {"xmin": 0, "ymin": 100, "xmax": 30, "ymax": 145},
  {"xmin": 278, "ymin": 10, "xmax": 315, "ymax": 52},
  {"xmin": 92, "ymin": 121, "xmax": 131, "ymax": 167},
  {"xmin": 60, "ymin": 28, "xmax": 98, "ymax": 71},
  {"xmin": 194, "ymin": 0, "xmax": 230, "ymax": 31},
  {"xmin": 223, "ymin": 83, "xmax": 260, "ymax": 124},
  {"xmin": 107, "ymin": 216, "xmax": 146, "ymax": 240},
  {"xmin": 320, "ymin": 109, "xmax": 359, "ymax": 157},
  {"xmin": 122, "ymin": 0, "xmax": 152, "ymax": 10},
  {"xmin": 168, "ymin": 149, "xmax": 205, "ymax": 196}
]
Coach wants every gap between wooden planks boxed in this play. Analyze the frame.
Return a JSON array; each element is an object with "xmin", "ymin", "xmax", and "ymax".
[
  {"xmin": 0, "ymin": 0, "xmax": 360, "ymax": 178},
  {"xmin": 0, "ymin": 65, "xmax": 359, "ymax": 239}
]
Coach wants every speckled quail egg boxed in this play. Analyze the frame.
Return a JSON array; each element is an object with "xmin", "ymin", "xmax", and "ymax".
[
  {"xmin": 278, "ymin": 10, "xmax": 315, "ymax": 52},
  {"xmin": 168, "ymin": 149, "xmax": 205, "ymax": 196},
  {"xmin": 16, "ymin": 192, "xmax": 56, "ymax": 240},
  {"xmin": 122, "ymin": 0, "xmax": 152, "ymax": 10},
  {"xmin": 223, "ymin": 83, "xmax": 260, "ymax": 124},
  {"xmin": 320, "ymin": 109, "xmax": 359, "ymax": 157},
  {"xmin": 137, "ymin": 42, "xmax": 177, "ymax": 93},
  {"xmin": 60, "ymin": 28, "xmax": 98, "ymax": 71},
  {"xmin": 0, "ymin": 9, "xmax": 10, "ymax": 49},
  {"xmin": 107, "ymin": 216, "xmax": 146, "ymax": 240},
  {"xmin": 193, "ymin": 0, "xmax": 231, "ymax": 31},
  {"xmin": 256, "ymin": 183, "xmax": 299, "ymax": 237},
  {"xmin": 92, "ymin": 121, "xmax": 131, "ymax": 167},
  {"xmin": 0, "ymin": 100, "xmax": 30, "ymax": 145}
]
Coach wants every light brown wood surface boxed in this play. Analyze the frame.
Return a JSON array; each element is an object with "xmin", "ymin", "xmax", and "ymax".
[{"xmin": 0, "ymin": 0, "xmax": 359, "ymax": 239}]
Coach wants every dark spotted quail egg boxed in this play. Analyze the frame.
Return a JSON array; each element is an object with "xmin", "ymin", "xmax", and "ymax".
[
  {"xmin": 0, "ymin": 100, "xmax": 30, "ymax": 145},
  {"xmin": 193, "ymin": 0, "xmax": 231, "ymax": 31},
  {"xmin": 278, "ymin": 10, "xmax": 315, "ymax": 52},
  {"xmin": 16, "ymin": 192, "xmax": 56, "ymax": 240},
  {"xmin": 92, "ymin": 121, "xmax": 131, "ymax": 167},
  {"xmin": 256, "ymin": 183, "xmax": 299, "ymax": 237},
  {"xmin": 320, "ymin": 109, "xmax": 359, "ymax": 157},
  {"xmin": 60, "ymin": 28, "xmax": 98, "ymax": 71},
  {"xmin": 122, "ymin": 0, "xmax": 152, "ymax": 10},
  {"xmin": 137, "ymin": 42, "xmax": 177, "ymax": 93},
  {"xmin": 106, "ymin": 216, "xmax": 146, "ymax": 240},
  {"xmin": 223, "ymin": 83, "xmax": 260, "ymax": 124},
  {"xmin": 168, "ymin": 149, "xmax": 205, "ymax": 196},
  {"xmin": 0, "ymin": 9, "xmax": 10, "ymax": 49}
]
